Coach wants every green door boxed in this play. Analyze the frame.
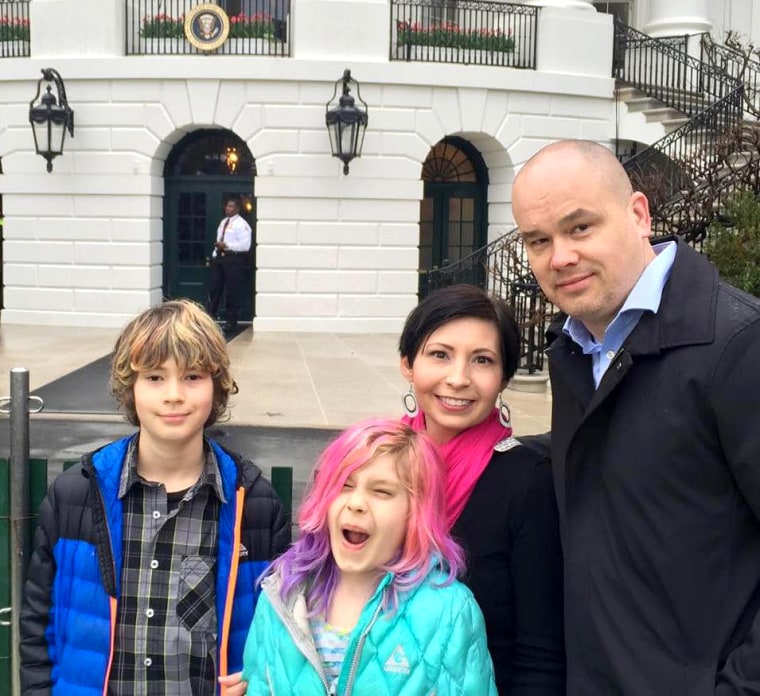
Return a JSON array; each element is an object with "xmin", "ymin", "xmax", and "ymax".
[
  {"xmin": 418, "ymin": 137, "xmax": 488, "ymax": 297},
  {"xmin": 164, "ymin": 180, "xmax": 255, "ymax": 318},
  {"xmin": 162, "ymin": 129, "xmax": 256, "ymax": 320},
  {"xmin": 419, "ymin": 182, "xmax": 484, "ymax": 295}
]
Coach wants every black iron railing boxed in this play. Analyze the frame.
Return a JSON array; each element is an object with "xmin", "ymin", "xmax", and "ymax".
[
  {"xmin": 126, "ymin": 0, "xmax": 290, "ymax": 55},
  {"xmin": 390, "ymin": 0, "xmax": 537, "ymax": 69},
  {"xmin": 615, "ymin": 21, "xmax": 751, "ymax": 243},
  {"xmin": 648, "ymin": 119, "xmax": 760, "ymax": 247},
  {"xmin": 701, "ymin": 33, "xmax": 760, "ymax": 118},
  {"xmin": 0, "ymin": 0, "xmax": 30, "ymax": 58},
  {"xmin": 614, "ymin": 18, "xmax": 735, "ymax": 117},
  {"xmin": 427, "ymin": 228, "xmax": 554, "ymax": 374},
  {"xmin": 655, "ymin": 159, "xmax": 760, "ymax": 249},
  {"xmin": 624, "ymin": 86, "xmax": 743, "ymax": 187},
  {"xmin": 623, "ymin": 86, "xmax": 746, "ymax": 238}
]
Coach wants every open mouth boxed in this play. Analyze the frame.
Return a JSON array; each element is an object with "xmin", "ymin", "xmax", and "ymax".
[{"xmin": 342, "ymin": 529, "xmax": 370, "ymax": 545}]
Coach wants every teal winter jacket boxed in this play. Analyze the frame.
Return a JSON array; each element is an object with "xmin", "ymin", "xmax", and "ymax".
[{"xmin": 242, "ymin": 563, "xmax": 497, "ymax": 695}]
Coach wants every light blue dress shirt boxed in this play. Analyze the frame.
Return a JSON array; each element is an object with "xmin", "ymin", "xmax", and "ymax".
[{"xmin": 562, "ymin": 241, "xmax": 677, "ymax": 387}]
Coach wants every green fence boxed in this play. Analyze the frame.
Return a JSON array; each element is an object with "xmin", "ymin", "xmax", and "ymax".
[
  {"xmin": 0, "ymin": 457, "xmax": 54, "ymax": 690},
  {"xmin": 0, "ymin": 457, "xmax": 293, "ymax": 693}
]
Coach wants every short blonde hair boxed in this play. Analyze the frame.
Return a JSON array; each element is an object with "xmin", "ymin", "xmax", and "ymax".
[{"xmin": 110, "ymin": 299, "xmax": 237, "ymax": 427}]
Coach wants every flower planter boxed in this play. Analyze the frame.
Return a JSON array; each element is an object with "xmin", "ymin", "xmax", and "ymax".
[
  {"xmin": 395, "ymin": 43, "xmax": 515, "ymax": 66},
  {"xmin": 138, "ymin": 37, "xmax": 194, "ymax": 55},
  {"xmin": 223, "ymin": 38, "xmax": 281, "ymax": 55},
  {"xmin": 0, "ymin": 39, "xmax": 29, "ymax": 57}
]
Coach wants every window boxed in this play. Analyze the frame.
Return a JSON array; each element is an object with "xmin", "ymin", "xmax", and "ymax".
[{"xmin": 593, "ymin": 1, "xmax": 631, "ymax": 26}]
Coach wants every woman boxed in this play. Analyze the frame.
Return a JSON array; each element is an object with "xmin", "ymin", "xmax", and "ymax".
[{"xmin": 398, "ymin": 283, "xmax": 564, "ymax": 694}]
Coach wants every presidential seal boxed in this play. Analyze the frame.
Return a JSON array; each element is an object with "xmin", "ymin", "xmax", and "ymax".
[{"xmin": 185, "ymin": 4, "xmax": 230, "ymax": 52}]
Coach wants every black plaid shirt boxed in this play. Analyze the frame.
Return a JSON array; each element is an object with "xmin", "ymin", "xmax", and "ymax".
[{"xmin": 108, "ymin": 439, "xmax": 225, "ymax": 696}]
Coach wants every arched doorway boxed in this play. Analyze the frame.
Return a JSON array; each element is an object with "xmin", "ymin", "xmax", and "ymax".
[
  {"xmin": 418, "ymin": 136, "xmax": 488, "ymax": 297},
  {"xmin": 163, "ymin": 129, "xmax": 256, "ymax": 320}
]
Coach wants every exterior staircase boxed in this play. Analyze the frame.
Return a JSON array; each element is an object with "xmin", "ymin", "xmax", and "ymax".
[
  {"xmin": 426, "ymin": 22, "xmax": 760, "ymax": 372},
  {"xmin": 616, "ymin": 85, "xmax": 690, "ymax": 143},
  {"xmin": 613, "ymin": 18, "xmax": 757, "ymax": 243}
]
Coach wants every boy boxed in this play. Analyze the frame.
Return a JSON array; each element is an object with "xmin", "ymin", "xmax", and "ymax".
[{"xmin": 20, "ymin": 300, "xmax": 290, "ymax": 695}]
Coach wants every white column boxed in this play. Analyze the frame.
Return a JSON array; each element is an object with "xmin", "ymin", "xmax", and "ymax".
[
  {"xmin": 643, "ymin": 0, "xmax": 712, "ymax": 38},
  {"xmin": 524, "ymin": 0, "xmax": 595, "ymax": 9}
]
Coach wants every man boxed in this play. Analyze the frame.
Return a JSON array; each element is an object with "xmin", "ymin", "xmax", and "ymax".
[
  {"xmin": 512, "ymin": 139, "xmax": 760, "ymax": 695},
  {"xmin": 207, "ymin": 197, "xmax": 252, "ymax": 332}
]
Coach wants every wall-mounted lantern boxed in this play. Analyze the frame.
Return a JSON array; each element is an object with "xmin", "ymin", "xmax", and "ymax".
[
  {"xmin": 325, "ymin": 69, "xmax": 368, "ymax": 175},
  {"xmin": 28, "ymin": 68, "xmax": 75, "ymax": 173}
]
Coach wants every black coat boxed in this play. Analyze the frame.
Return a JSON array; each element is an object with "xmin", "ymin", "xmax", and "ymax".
[
  {"xmin": 547, "ymin": 240, "xmax": 760, "ymax": 695},
  {"xmin": 453, "ymin": 438, "xmax": 565, "ymax": 694}
]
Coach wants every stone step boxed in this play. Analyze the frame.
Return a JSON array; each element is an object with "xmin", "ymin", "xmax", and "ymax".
[
  {"xmin": 624, "ymin": 96, "xmax": 664, "ymax": 113},
  {"xmin": 644, "ymin": 106, "xmax": 689, "ymax": 122},
  {"xmin": 660, "ymin": 116, "xmax": 691, "ymax": 129}
]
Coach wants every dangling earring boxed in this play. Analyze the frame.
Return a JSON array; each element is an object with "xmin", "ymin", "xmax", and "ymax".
[
  {"xmin": 498, "ymin": 393, "xmax": 511, "ymax": 429},
  {"xmin": 403, "ymin": 384, "xmax": 419, "ymax": 417}
]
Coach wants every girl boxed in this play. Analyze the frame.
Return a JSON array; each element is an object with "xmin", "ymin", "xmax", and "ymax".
[
  {"xmin": 399, "ymin": 284, "xmax": 565, "ymax": 693},
  {"xmin": 242, "ymin": 418, "xmax": 497, "ymax": 695}
]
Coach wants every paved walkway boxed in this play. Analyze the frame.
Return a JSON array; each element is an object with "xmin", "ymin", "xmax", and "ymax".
[{"xmin": 0, "ymin": 324, "xmax": 551, "ymax": 436}]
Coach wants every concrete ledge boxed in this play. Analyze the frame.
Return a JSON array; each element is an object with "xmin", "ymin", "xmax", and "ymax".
[{"xmin": 508, "ymin": 371, "xmax": 549, "ymax": 394}]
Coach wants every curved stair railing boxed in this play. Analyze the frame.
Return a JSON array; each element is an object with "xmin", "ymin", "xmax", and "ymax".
[
  {"xmin": 613, "ymin": 19, "xmax": 735, "ymax": 116},
  {"xmin": 622, "ymin": 85, "xmax": 746, "ymax": 241},
  {"xmin": 652, "ymin": 139, "xmax": 760, "ymax": 248},
  {"xmin": 614, "ymin": 19, "xmax": 759, "ymax": 245}
]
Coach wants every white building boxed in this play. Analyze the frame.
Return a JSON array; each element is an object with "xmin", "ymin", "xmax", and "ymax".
[{"xmin": 0, "ymin": 0, "xmax": 750, "ymax": 330}]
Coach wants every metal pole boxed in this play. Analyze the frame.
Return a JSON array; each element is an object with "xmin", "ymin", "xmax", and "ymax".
[{"xmin": 9, "ymin": 367, "xmax": 30, "ymax": 696}]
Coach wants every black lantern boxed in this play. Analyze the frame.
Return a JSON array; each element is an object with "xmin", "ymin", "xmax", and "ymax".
[
  {"xmin": 29, "ymin": 68, "xmax": 75, "ymax": 173},
  {"xmin": 325, "ymin": 69, "xmax": 368, "ymax": 175}
]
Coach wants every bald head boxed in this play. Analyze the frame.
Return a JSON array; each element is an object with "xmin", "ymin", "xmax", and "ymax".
[
  {"xmin": 511, "ymin": 139, "xmax": 654, "ymax": 341},
  {"xmin": 515, "ymin": 140, "xmax": 634, "ymax": 206}
]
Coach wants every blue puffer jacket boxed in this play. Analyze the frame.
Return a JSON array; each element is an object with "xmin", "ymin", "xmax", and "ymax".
[
  {"xmin": 20, "ymin": 435, "xmax": 290, "ymax": 696},
  {"xmin": 242, "ymin": 563, "xmax": 498, "ymax": 695}
]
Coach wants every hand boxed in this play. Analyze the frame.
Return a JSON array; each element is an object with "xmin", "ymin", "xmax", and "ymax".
[
  {"xmin": 215, "ymin": 240, "xmax": 227, "ymax": 250},
  {"xmin": 218, "ymin": 671, "xmax": 247, "ymax": 696}
]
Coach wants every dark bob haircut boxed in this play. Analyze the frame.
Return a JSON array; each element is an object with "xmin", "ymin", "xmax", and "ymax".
[{"xmin": 399, "ymin": 284, "xmax": 520, "ymax": 382}]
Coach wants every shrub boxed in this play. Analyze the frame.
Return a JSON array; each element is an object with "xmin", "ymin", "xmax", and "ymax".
[{"xmin": 705, "ymin": 190, "xmax": 760, "ymax": 297}]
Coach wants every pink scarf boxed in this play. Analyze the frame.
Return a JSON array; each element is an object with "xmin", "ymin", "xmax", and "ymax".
[{"xmin": 402, "ymin": 408, "xmax": 512, "ymax": 530}]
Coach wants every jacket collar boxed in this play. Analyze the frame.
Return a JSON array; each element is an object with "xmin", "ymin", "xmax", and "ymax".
[
  {"xmin": 625, "ymin": 239, "xmax": 717, "ymax": 356},
  {"xmin": 88, "ymin": 434, "xmax": 245, "ymax": 507}
]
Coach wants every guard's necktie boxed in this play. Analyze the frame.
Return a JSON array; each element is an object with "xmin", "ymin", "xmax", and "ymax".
[{"xmin": 220, "ymin": 217, "xmax": 231, "ymax": 242}]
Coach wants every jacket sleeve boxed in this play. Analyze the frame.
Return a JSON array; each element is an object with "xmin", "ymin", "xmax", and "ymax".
[
  {"xmin": 270, "ymin": 497, "xmax": 290, "ymax": 559},
  {"xmin": 712, "ymin": 317, "xmax": 760, "ymax": 693},
  {"xmin": 508, "ymin": 458, "xmax": 566, "ymax": 694},
  {"xmin": 440, "ymin": 591, "xmax": 498, "ymax": 696},
  {"xmin": 20, "ymin": 484, "xmax": 60, "ymax": 695},
  {"xmin": 244, "ymin": 468, "xmax": 291, "ymax": 560}
]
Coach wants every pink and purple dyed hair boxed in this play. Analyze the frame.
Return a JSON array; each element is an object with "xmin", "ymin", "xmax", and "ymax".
[{"xmin": 269, "ymin": 417, "xmax": 464, "ymax": 615}]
